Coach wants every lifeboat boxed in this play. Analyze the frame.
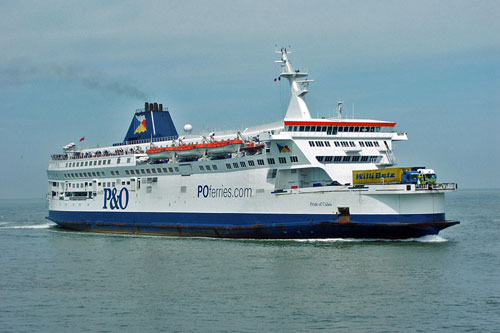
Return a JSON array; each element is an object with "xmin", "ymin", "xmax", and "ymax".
[
  {"xmin": 175, "ymin": 144, "xmax": 207, "ymax": 158},
  {"xmin": 146, "ymin": 146, "xmax": 175, "ymax": 160},
  {"xmin": 206, "ymin": 140, "xmax": 243, "ymax": 156},
  {"xmin": 240, "ymin": 142, "xmax": 264, "ymax": 154},
  {"xmin": 147, "ymin": 140, "xmax": 243, "ymax": 159}
]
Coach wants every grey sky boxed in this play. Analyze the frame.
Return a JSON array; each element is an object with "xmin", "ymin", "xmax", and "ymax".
[{"xmin": 0, "ymin": 0, "xmax": 499, "ymax": 198}]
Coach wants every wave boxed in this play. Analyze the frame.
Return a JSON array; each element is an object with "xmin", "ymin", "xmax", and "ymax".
[
  {"xmin": 0, "ymin": 222, "xmax": 55, "ymax": 229},
  {"xmin": 293, "ymin": 235, "xmax": 448, "ymax": 243}
]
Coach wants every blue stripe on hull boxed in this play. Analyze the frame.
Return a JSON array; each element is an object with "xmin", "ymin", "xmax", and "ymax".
[{"xmin": 47, "ymin": 210, "xmax": 456, "ymax": 239}]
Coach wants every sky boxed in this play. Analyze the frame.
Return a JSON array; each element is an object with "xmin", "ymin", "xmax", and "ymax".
[{"xmin": 0, "ymin": 0, "xmax": 499, "ymax": 198}]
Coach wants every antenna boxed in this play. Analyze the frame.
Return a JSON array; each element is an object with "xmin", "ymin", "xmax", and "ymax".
[{"xmin": 337, "ymin": 101, "xmax": 343, "ymax": 119}]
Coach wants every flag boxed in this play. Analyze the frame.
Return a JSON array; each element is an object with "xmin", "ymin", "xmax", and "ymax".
[{"xmin": 80, "ymin": 137, "xmax": 85, "ymax": 142}]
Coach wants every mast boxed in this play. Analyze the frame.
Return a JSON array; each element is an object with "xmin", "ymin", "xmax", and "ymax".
[{"xmin": 275, "ymin": 47, "xmax": 314, "ymax": 120}]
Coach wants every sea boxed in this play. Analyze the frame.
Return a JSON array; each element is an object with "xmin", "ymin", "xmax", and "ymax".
[{"xmin": 1, "ymin": 189, "xmax": 499, "ymax": 332}]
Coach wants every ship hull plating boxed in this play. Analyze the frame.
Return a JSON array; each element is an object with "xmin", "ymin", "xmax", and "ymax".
[{"xmin": 47, "ymin": 210, "xmax": 458, "ymax": 239}]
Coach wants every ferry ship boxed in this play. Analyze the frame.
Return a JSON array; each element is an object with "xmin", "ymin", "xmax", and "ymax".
[{"xmin": 47, "ymin": 48, "xmax": 459, "ymax": 239}]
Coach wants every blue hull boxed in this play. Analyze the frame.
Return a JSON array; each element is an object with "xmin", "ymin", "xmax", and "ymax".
[{"xmin": 47, "ymin": 210, "xmax": 459, "ymax": 239}]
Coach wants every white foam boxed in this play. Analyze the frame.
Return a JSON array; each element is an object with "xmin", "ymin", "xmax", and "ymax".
[
  {"xmin": 292, "ymin": 235, "xmax": 448, "ymax": 243},
  {"xmin": 0, "ymin": 222, "xmax": 55, "ymax": 229}
]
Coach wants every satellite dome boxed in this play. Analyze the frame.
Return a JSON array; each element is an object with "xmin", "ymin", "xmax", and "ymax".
[{"xmin": 184, "ymin": 124, "xmax": 193, "ymax": 134}]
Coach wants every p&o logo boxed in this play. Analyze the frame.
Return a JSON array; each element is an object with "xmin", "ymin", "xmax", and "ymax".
[{"xmin": 103, "ymin": 188, "xmax": 129, "ymax": 210}]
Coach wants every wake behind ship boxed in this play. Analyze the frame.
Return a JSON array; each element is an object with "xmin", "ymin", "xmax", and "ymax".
[{"xmin": 47, "ymin": 48, "xmax": 459, "ymax": 239}]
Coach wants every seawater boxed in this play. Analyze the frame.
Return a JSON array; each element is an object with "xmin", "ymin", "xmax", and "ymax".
[{"xmin": 1, "ymin": 190, "xmax": 499, "ymax": 332}]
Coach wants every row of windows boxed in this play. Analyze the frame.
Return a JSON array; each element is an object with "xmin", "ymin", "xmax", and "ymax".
[
  {"xmin": 63, "ymin": 155, "xmax": 301, "ymax": 178},
  {"xmin": 309, "ymin": 141, "xmax": 331, "ymax": 147},
  {"xmin": 309, "ymin": 140, "xmax": 381, "ymax": 148},
  {"xmin": 65, "ymin": 157, "xmax": 132, "ymax": 168},
  {"xmin": 225, "ymin": 156, "xmax": 299, "ymax": 170},
  {"xmin": 288, "ymin": 125, "xmax": 383, "ymax": 134},
  {"xmin": 316, "ymin": 155, "xmax": 380, "ymax": 163},
  {"xmin": 63, "ymin": 166, "xmax": 181, "ymax": 179}
]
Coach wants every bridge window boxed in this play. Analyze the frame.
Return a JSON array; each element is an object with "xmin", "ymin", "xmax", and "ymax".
[
  {"xmin": 279, "ymin": 157, "xmax": 286, "ymax": 164},
  {"xmin": 257, "ymin": 159, "xmax": 265, "ymax": 166},
  {"xmin": 290, "ymin": 156, "xmax": 298, "ymax": 163},
  {"xmin": 240, "ymin": 162, "xmax": 246, "ymax": 168},
  {"xmin": 248, "ymin": 160, "xmax": 255, "ymax": 167},
  {"xmin": 267, "ymin": 158, "xmax": 275, "ymax": 165},
  {"xmin": 226, "ymin": 163, "xmax": 232, "ymax": 169}
]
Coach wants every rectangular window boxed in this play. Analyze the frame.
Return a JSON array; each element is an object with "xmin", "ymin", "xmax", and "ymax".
[
  {"xmin": 267, "ymin": 158, "xmax": 275, "ymax": 165},
  {"xmin": 360, "ymin": 142, "xmax": 365, "ymax": 147},
  {"xmin": 199, "ymin": 165, "xmax": 205, "ymax": 171},
  {"xmin": 168, "ymin": 167, "xmax": 174, "ymax": 172},
  {"xmin": 110, "ymin": 171, "xmax": 115, "ymax": 176},
  {"xmin": 127, "ymin": 158, "xmax": 131, "ymax": 163},
  {"xmin": 157, "ymin": 168, "xmax": 162, "ymax": 173},
  {"xmin": 141, "ymin": 169, "xmax": 146, "ymax": 174},
  {"xmin": 163, "ymin": 168, "xmax": 168, "ymax": 173},
  {"xmin": 233, "ymin": 162, "xmax": 239, "ymax": 169},
  {"xmin": 116, "ymin": 171, "xmax": 120, "ymax": 175},
  {"xmin": 279, "ymin": 157, "xmax": 286, "ymax": 164},
  {"xmin": 334, "ymin": 141, "xmax": 340, "ymax": 147},
  {"xmin": 316, "ymin": 156, "xmax": 324, "ymax": 162},
  {"xmin": 290, "ymin": 156, "xmax": 298, "ymax": 163},
  {"xmin": 374, "ymin": 141, "xmax": 380, "ymax": 147},
  {"xmin": 240, "ymin": 162, "xmax": 246, "ymax": 168},
  {"xmin": 334, "ymin": 156, "xmax": 342, "ymax": 162},
  {"xmin": 98, "ymin": 160, "xmax": 102, "ymax": 165},
  {"xmin": 248, "ymin": 160, "xmax": 255, "ymax": 167},
  {"xmin": 151, "ymin": 168, "xmax": 156, "ymax": 174},
  {"xmin": 352, "ymin": 156, "xmax": 360, "ymax": 162},
  {"xmin": 309, "ymin": 141, "xmax": 315, "ymax": 147},
  {"xmin": 174, "ymin": 167, "xmax": 179, "ymax": 172},
  {"xmin": 125, "ymin": 170, "xmax": 130, "ymax": 175},
  {"xmin": 212, "ymin": 165, "xmax": 218, "ymax": 170},
  {"xmin": 325, "ymin": 141, "xmax": 331, "ymax": 147},
  {"xmin": 267, "ymin": 169, "xmax": 277, "ymax": 179},
  {"xmin": 117, "ymin": 159, "xmax": 120, "ymax": 164},
  {"xmin": 305, "ymin": 126, "xmax": 310, "ymax": 132},
  {"xmin": 206, "ymin": 165, "xmax": 211, "ymax": 171},
  {"xmin": 108, "ymin": 159, "xmax": 111, "ymax": 164},
  {"xmin": 299, "ymin": 126, "xmax": 304, "ymax": 131},
  {"xmin": 146, "ymin": 169, "xmax": 151, "ymax": 174},
  {"xmin": 325, "ymin": 156, "xmax": 333, "ymax": 162},
  {"xmin": 349, "ymin": 141, "xmax": 355, "ymax": 147},
  {"xmin": 226, "ymin": 163, "xmax": 232, "ymax": 169},
  {"xmin": 257, "ymin": 159, "xmax": 265, "ymax": 166},
  {"xmin": 361, "ymin": 156, "xmax": 368, "ymax": 162},
  {"xmin": 343, "ymin": 156, "xmax": 351, "ymax": 162}
]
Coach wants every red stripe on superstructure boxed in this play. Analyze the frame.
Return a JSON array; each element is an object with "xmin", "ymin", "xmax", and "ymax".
[{"xmin": 284, "ymin": 121, "xmax": 396, "ymax": 127}]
